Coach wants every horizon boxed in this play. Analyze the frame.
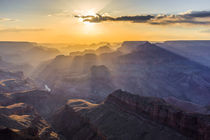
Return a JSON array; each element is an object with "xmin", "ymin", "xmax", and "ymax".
[{"xmin": 2, "ymin": 39, "xmax": 210, "ymax": 44}]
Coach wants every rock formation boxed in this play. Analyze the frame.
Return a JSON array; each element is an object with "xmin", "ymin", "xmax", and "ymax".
[{"xmin": 51, "ymin": 90, "xmax": 210, "ymax": 140}]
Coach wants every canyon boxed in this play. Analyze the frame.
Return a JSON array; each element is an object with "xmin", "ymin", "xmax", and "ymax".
[{"xmin": 1, "ymin": 41, "xmax": 210, "ymax": 140}]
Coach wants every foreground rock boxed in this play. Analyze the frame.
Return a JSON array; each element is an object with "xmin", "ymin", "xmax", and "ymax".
[
  {"xmin": 106, "ymin": 90, "xmax": 210, "ymax": 140},
  {"xmin": 0, "ymin": 72, "xmax": 62, "ymax": 139},
  {"xmin": 0, "ymin": 90, "xmax": 62, "ymax": 140},
  {"xmin": 49, "ymin": 90, "xmax": 209, "ymax": 140},
  {"xmin": 0, "ymin": 103, "xmax": 59, "ymax": 140},
  {"xmin": 52, "ymin": 103, "xmax": 106, "ymax": 140}
]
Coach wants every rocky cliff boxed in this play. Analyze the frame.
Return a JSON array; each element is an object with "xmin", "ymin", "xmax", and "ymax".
[
  {"xmin": 0, "ymin": 69, "xmax": 62, "ymax": 140},
  {"xmin": 51, "ymin": 90, "xmax": 194, "ymax": 140},
  {"xmin": 0, "ymin": 104, "xmax": 59, "ymax": 140},
  {"xmin": 105, "ymin": 90, "xmax": 210, "ymax": 140},
  {"xmin": 51, "ymin": 104, "xmax": 106, "ymax": 140}
]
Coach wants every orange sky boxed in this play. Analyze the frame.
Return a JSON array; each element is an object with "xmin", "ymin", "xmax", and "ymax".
[{"xmin": 1, "ymin": 0, "xmax": 210, "ymax": 44}]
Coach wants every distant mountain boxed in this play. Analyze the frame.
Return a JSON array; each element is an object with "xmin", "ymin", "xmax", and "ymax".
[
  {"xmin": 0, "ymin": 41, "xmax": 36, "ymax": 52},
  {"xmin": 157, "ymin": 40, "xmax": 210, "ymax": 67},
  {"xmin": 0, "ymin": 56, "xmax": 32, "ymax": 74},
  {"xmin": 113, "ymin": 42, "xmax": 210, "ymax": 105},
  {"xmin": 158, "ymin": 40, "xmax": 210, "ymax": 47},
  {"xmin": 34, "ymin": 42, "xmax": 210, "ymax": 105},
  {"xmin": 69, "ymin": 45, "xmax": 113, "ymax": 57},
  {"xmin": 117, "ymin": 41, "xmax": 148, "ymax": 53},
  {"xmin": 0, "ymin": 41, "xmax": 60, "ymax": 68},
  {"xmin": 96, "ymin": 45, "xmax": 113, "ymax": 54},
  {"xmin": 34, "ymin": 62, "xmax": 114, "ymax": 102}
]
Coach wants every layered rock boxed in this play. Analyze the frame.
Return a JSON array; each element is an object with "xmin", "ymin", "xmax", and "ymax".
[
  {"xmin": 0, "ymin": 70, "xmax": 24, "ymax": 81},
  {"xmin": 0, "ymin": 69, "xmax": 35, "ymax": 93},
  {"xmin": 51, "ymin": 104, "xmax": 106, "ymax": 140},
  {"xmin": 0, "ymin": 104, "xmax": 59, "ymax": 140},
  {"xmin": 0, "ymin": 85, "xmax": 65, "ymax": 140},
  {"xmin": 1, "ymin": 90, "xmax": 66, "ymax": 118},
  {"xmin": 0, "ymin": 126, "xmax": 36, "ymax": 140},
  {"xmin": 164, "ymin": 97, "xmax": 210, "ymax": 114},
  {"xmin": 0, "ymin": 103, "xmax": 36, "ymax": 116},
  {"xmin": 51, "ymin": 90, "xmax": 193, "ymax": 140},
  {"xmin": 106, "ymin": 90, "xmax": 210, "ymax": 140},
  {"xmin": 0, "ymin": 80, "xmax": 62, "ymax": 140}
]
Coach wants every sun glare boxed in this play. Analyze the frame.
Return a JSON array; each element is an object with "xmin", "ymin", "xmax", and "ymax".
[
  {"xmin": 84, "ymin": 21, "xmax": 94, "ymax": 25},
  {"xmin": 77, "ymin": 9, "xmax": 97, "ymax": 25},
  {"xmin": 86, "ymin": 9, "xmax": 97, "ymax": 17}
]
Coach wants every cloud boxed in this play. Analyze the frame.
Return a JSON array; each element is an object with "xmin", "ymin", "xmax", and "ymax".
[
  {"xmin": 201, "ymin": 29, "xmax": 210, "ymax": 33},
  {"xmin": 75, "ymin": 10, "xmax": 210, "ymax": 26},
  {"xmin": 75, "ymin": 14, "xmax": 154, "ymax": 23},
  {"xmin": 181, "ymin": 11, "xmax": 210, "ymax": 18},
  {"xmin": 48, "ymin": 10, "xmax": 72, "ymax": 17},
  {"xmin": 0, "ymin": 18, "xmax": 17, "ymax": 22},
  {"xmin": 0, "ymin": 28, "xmax": 46, "ymax": 32}
]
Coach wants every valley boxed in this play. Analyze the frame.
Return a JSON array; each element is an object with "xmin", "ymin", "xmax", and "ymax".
[{"xmin": 0, "ymin": 41, "xmax": 210, "ymax": 140}]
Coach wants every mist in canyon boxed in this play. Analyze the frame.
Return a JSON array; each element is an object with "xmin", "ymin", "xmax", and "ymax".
[{"xmin": 1, "ymin": 41, "xmax": 210, "ymax": 140}]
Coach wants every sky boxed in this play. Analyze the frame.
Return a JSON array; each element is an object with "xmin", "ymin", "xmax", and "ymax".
[{"xmin": 1, "ymin": 0, "xmax": 210, "ymax": 43}]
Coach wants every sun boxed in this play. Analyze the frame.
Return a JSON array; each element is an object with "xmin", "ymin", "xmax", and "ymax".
[
  {"xmin": 84, "ymin": 21, "xmax": 94, "ymax": 25},
  {"xmin": 77, "ymin": 9, "xmax": 97, "ymax": 25},
  {"xmin": 79, "ymin": 17, "xmax": 95, "ymax": 26},
  {"xmin": 75, "ymin": 9, "xmax": 101, "ymax": 35}
]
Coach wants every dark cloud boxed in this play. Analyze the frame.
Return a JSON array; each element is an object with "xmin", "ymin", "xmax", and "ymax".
[
  {"xmin": 75, "ymin": 14, "xmax": 154, "ymax": 23},
  {"xmin": 182, "ymin": 11, "xmax": 210, "ymax": 18},
  {"xmin": 75, "ymin": 10, "xmax": 210, "ymax": 26},
  {"xmin": 116, "ymin": 15, "xmax": 154, "ymax": 22}
]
